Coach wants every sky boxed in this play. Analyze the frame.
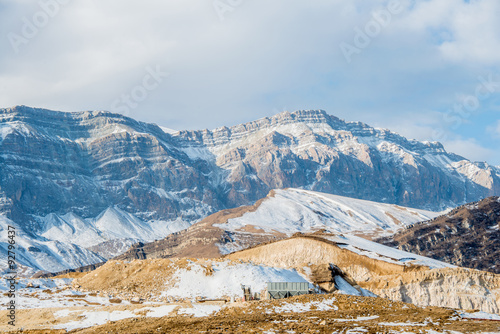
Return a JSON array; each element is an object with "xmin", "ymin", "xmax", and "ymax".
[{"xmin": 0, "ymin": 0, "xmax": 499, "ymax": 164}]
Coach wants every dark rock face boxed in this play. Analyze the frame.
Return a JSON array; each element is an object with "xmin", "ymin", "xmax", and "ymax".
[
  {"xmin": 1, "ymin": 106, "xmax": 500, "ymax": 233},
  {"xmin": 377, "ymin": 197, "xmax": 500, "ymax": 274},
  {"xmin": 0, "ymin": 106, "xmax": 221, "ymax": 233}
]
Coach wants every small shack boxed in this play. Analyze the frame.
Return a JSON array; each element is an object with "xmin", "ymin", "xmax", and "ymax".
[{"xmin": 267, "ymin": 282, "xmax": 309, "ymax": 300}]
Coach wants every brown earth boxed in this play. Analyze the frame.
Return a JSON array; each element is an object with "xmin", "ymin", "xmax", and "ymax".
[
  {"xmin": 225, "ymin": 233, "xmax": 424, "ymax": 281},
  {"xmin": 73, "ymin": 233, "xmax": 500, "ymax": 315},
  {"xmin": 5, "ymin": 294, "xmax": 499, "ymax": 334},
  {"xmin": 72, "ymin": 258, "xmax": 251, "ymax": 302}
]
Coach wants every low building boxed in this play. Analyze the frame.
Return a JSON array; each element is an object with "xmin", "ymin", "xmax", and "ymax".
[{"xmin": 267, "ymin": 282, "xmax": 309, "ymax": 299}]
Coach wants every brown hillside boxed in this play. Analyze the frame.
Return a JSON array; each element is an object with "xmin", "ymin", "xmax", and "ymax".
[
  {"xmin": 378, "ymin": 196, "xmax": 500, "ymax": 274},
  {"xmin": 225, "ymin": 234, "xmax": 421, "ymax": 281}
]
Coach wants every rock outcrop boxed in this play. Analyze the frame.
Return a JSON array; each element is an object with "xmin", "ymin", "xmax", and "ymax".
[{"xmin": 361, "ymin": 268, "xmax": 500, "ymax": 315}]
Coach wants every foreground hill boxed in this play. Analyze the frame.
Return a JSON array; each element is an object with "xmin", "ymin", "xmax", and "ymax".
[
  {"xmin": 378, "ymin": 196, "xmax": 500, "ymax": 274},
  {"xmin": 3, "ymin": 281, "xmax": 498, "ymax": 333},
  {"xmin": 225, "ymin": 232, "xmax": 500, "ymax": 315},
  {"xmin": 116, "ymin": 188, "xmax": 439, "ymax": 261}
]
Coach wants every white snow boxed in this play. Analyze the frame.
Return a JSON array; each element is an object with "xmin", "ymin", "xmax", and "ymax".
[
  {"xmin": 378, "ymin": 321, "xmax": 426, "ymax": 326},
  {"xmin": 324, "ymin": 234, "xmax": 453, "ymax": 269},
  {"xmin": 332, "ymin": 315, "xmax": 379, "ymax": 322},
  {"xmin": 162, "ymin": 260, "xmax": 308, "ymax": 300},
  {"xmin": 217, "ymin": 188, "xmax": 438, "ymax": 236},
  {"xmin": 0, "ymin": 215, "xmax": 105, "ymax": 276},
  {"xmin": 52, "ymin": 303, "xmax": 221, "ymax": 330},
  {"xmin": 39, "ymin": 207, "xmax": 189, "ymax": 249},
  {"xmin": 271, "ymin": 298, "xmax": 338, "ymax": 314},
  {"xmin": 460, "ymin": 311, "xmax": 500, "ymax": 320},
  {"xmin": 0, "ymin": 207, "xmax": 191, "ymax": 276},
  {"xmin": 159, "ymin": 126, "xmax": 178, "ymax": 135},
  {"xmin": 54, "ymin": 310, "xmax": 138, "ymax": 331},
  {"xmin": 143, "ymin": 305, "xmax": 178, "ymax": 317},
  {"xmin": 334, "ymin": 276, "xmax": 363, "ymax": 296},
  {"xmin": 178, "ymin": 304, "xmax": 222, "ymax": 317}
]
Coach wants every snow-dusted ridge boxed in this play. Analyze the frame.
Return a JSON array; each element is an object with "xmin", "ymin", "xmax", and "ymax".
[
  {"xmin": 324, "ymin": 234, "xmax": 452, "ymax": 269},
  {"xmin": 215, "ymin": 188, "xmax": 440, "ymax": 239}
]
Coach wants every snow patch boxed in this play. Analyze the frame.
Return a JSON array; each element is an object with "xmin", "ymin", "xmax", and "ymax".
[
  {"xmin": 162, "ymin": 260, "xmax": 308, "ymax": 300},
  {"xmin": 460, "ymin": 311, "xmax": 500, "ymax": 321},
  {"xmin": 324, "ymin": 234, "xmax": 452, "ymax": 269},
  {"xmin": 271, "ymin": 298, "xmax": 338, "ymax": 314}
]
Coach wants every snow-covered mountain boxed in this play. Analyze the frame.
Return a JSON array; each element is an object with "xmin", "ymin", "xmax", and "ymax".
[
  {"xmin": 214, "ymin": 188, "xmax": 439, "ymax": 239},
  {"xmin": 0, "ymin": 207, "xmax": 189, "ymax": 276},
  {"xmin": 117, "ymin": 188, "xmax": 441, "ymax": 261},
  {"xmin": 2, "ymin": 106, "xmax": 500, "ymax": 274},
  {"xmin": 175, "ymin": 109, "xmax": 500, "ymax": 210}
]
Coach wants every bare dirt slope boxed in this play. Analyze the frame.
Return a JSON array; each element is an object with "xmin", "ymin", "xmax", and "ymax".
[{"xmin": 225, "ymin": 234, "xmax": 419, "ymax": 278}]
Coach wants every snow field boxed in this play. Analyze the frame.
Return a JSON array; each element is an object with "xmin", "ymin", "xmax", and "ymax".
[{"xmin": 162, "ymin": 260, "xmax": 309, "ymax": 300}]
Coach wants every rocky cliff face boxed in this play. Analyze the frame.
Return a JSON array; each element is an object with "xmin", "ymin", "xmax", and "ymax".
[
  {"xmin": 2, "ymin": 106, "xmax": 500, "ymax": 274},
  {"xmin": 361, "ymin": 268, "xmax": 500, "ymax": 315},
  {"xmin": 0, "ymin": 106, "xmax": 219, "ymax": 225},
  {"xmin": 2, "ymin": 106, "xmax": 499, "ymax": 224},
  {"xmin": 378, "ymin": 196, "xmax": 500, "ymax": 274}
]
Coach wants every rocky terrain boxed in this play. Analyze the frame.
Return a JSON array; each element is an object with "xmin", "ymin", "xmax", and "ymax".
[
  {"xmin": 2, "ymin": 106, "xmax": 500, "ymax": 274},
  {"xmin": 378, "ymin": 196, "xmax": 500, "ymax": 274},
  {"xmin": 71, "ymin": 296, "xmax": 500, "ymax": 334}
]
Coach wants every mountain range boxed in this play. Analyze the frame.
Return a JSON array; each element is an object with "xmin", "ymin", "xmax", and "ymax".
[{"xmin": 1, "ymin": 105, "xmax": 500, "ymax": 274}]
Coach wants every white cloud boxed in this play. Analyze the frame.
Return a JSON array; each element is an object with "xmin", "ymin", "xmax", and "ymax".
[
  {"xmin": 442, "ymin": 138, "xmax": 497, "ymax": 163},
  {"xmin": 0, "ymin": 0, "xmax": 499, "ymax": 164}
]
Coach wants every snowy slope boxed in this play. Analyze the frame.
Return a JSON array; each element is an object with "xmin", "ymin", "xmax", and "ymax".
[
  {"xmin": 323, "ymin": 234, "xmax": 452, "ymax": 269},
  {"xmin": 215, "ymin": 188, "xmax": 440, "ymax": 238},
  {"xmin": 0, "ymin": 209, "xmax": 190, "ymax": 276},
  {"xmin": 37, "ymin": 207, "xmax": 189, "ymax": 249},
  {"xmin": 161, "ymin": 260, "xmax": 371, "ymax": 301},
  {"xmin": 0, "ymin": 215, "xmax": 104, "ymax": 276},
  {"xmin": 162, "ymin": 260, "xmax": 309, "ymax": 300}
]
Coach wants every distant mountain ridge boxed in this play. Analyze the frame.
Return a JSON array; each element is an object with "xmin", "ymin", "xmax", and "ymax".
[
  {"xmin": 1, "ymin": 105, "xmax": 500, "ymax": 274},
  {"xmin": 175, "ymin": 109, "xmax": 500, "ymax": 210}
]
